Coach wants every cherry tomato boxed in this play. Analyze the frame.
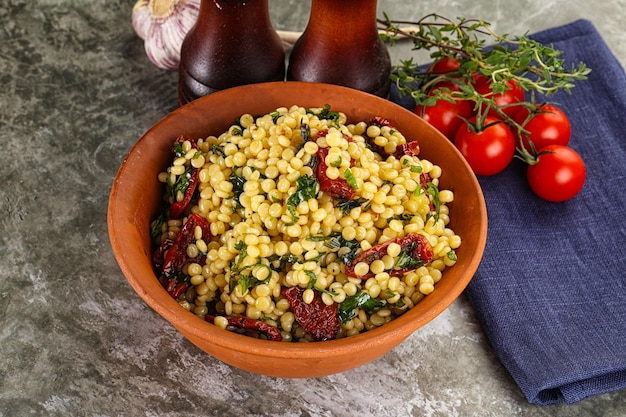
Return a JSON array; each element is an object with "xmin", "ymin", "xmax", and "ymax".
[
  {"xmin": 415, "ymin": 98, "xmax": 473, "ymax": 141},
  {"xmin": 427, "ymin": 56, "xmax": 461, "ymax": 74},
  {"xmin": 415, "ymin": 81, "xmax": 474, "ymax": 140},
  {"xmin": 526, "ymin": 145, "xmax": 586, "ymax": 202},
  {"xmin": 454, "ymin": 116, "xmax": 516, "ymax": 176},
  {"xmin": 513, "ymin": 104, "xmax": 571, "ymax": 152},
  {"xmin": 474, "ymin": 75, "xmax": 525, "ymax": 118}
]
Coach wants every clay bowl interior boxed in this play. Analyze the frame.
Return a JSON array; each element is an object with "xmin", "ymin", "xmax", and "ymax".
[{"xmin": 107, "ymin": 81, "xmax": 487, "ymax": 378}]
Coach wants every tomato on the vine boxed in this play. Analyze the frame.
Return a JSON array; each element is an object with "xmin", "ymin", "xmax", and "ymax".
[
  {"xmin": 513, "ymin": 103, "xmax": 571, "ymax": 152},
  {"xmin": 415, "ymin": 81, "xmax": 473, "ymax": 140},
  {"xmin": 474, "ymin": 75, "xmax": 525, "ymax": 118},
  {"xmin": 427, "ymin": 56, "xmax": 462, "ymax": 74},
  {"xmin": 454, "ymin": 116, "xmax": 516, "ymax": 176},
  {"xmin": 526, "ymin": 145, "xmax": 585, "ymax": 202},
  {"xmin": 416, "ymin": 98, "xmax": 473, "ymax": 140}
]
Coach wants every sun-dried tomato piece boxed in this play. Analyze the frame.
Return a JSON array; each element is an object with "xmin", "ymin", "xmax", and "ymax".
[
  {"xmin": 315, "ymin": 147, "xmax": 356, "ymax": 200},
  {"xmin": 366, "ymin": 116, "xmax": 420, "ymax": 159},
  {"xmin": 370, "ymin": 116, "xmax": 392, "ymax": 127},
  {"xmin": 153, "ymin": 238, "xmax": 174, "ymax": 274},
  {"xmin": 161, "ymin": 213, "xmax": 211, "ymax": 278},
  {"xmin": 173, "ymin": 134, "xmax": 200, "ymax": 150},
  {"xmin": 167, "ymin": 279, "xmax": 189, "ymax": 298},
  {"xmin": 205, "ymin": 315, "xmax": 283, "ymax": 342},
  {"xmin": 168, "ymin": 135, "xmax": 201, "ymax": 219},
  {"xmin": 393, "ymin": 140, "xmax": 421, "ymax": 158},
  {"xmin": 366, "ymin": 117, "xmax": 421, "ymax": 159},
  {"xmin": 282, "ymin": 286, "xmax": 340, "ymax": 341},
  {"xmin": 345, "ymin": 233, "xmax": 434, "ymax": 279}
]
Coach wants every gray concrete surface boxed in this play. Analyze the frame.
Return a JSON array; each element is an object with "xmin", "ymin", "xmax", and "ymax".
[{"xmin": 0, "ymin": 0, "xmax": 624, "ymax": 416}]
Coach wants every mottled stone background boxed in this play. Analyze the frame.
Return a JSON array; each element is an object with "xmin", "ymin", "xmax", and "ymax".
[{"xmin": 0, "ymin": 0, "xmax": 624, "ymax": 416}]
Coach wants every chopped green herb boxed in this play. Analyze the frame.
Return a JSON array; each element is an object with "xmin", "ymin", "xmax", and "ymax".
[
  {"xmin": 344, "ymin": 168, "xmax": 358, "ymax": 190},
  {"xmin": 330, "ymin": 156, "xmax": 342, "ymax": 167},
  {"xmin": 230, "ymin": 240, "xmax": 248, "ymax": 274},
  {"xmin": 338, "ymin": 291, "xmax": 386, "ymax": 323},
  {"xmin": 171, "ymin": 166, "xmax": 193, "ymax": 198},
  {"xmin": 324, "ymin": 233, "xmax": 361, "ymax": 265},
  {"xmin": 305, "ymin": 270, "xmax": 317, "ymax": 289},
  {"xmin": 212, "ymin": 144, "xmax": 226, "ymax": 158},
  {"xmin": 228, "ymin": 271, "xmax": 270, "ymax": 295},
  {"xmin": 425, "ymin": 182, "xmax": 441, "ymax": 222},
  {"xmin": 300, "ymin": 121, "xmax": 312, "ymax": 142},
  {"xmin": 387, "ymin": 213, "xmax": 415, "ymax": 226},
  {"xmin": 304, "ymin": 270, "xmax": 337, "ymax": 296},
  {"xmin": 229, "ymin": 172, "xmax": 246, "ymax": 209},
  {"xmin": 309, "ymin": 155, "xmax": 319, "ymax": 172},
  {"xmin": 237, "ymin": 274, "xmax": 254, "ymax": 295},
  {"xmin": 286, "ymin": 175, "xmax": 320, "ymax": 219},
  {"xmin": 394, "ymin": 248, "xmax": 427, "ymax": 270},
  {"xmin": 270, "ymin": 110, "xmax": 282, "ymax": 124},
  {"xmin": 402, "ymin": 158, "xmax": 423, "ymax": 173},
  {"xmin": 267, "ymin": 253, "xmax": 301, "ymax": 272},
  {"xmin": 150, "ymin": 213, "xmax": 166, "ymax": 245},
  {"xmin": 336, "ymin": 197, "xmax": 369, "ymax": 215},
  {"xmin": 305, "ymin": 235, "xmax": 329, "ymax": 242},
  {"xmin": 173, "ymin": 141, "xmax": 185, "ymax": 157},
  {"xmin": 231, "ymin": 126, "xmax": 243, "ymax": 136},
  {"xmin": 307, "ymin": 104, "xmax": 341, "ymax": 124}
]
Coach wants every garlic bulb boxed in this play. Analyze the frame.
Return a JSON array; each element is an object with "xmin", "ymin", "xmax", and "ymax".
[{"xmin": 132, "ymin": 0, "xmax": 200, "ymax": 71}]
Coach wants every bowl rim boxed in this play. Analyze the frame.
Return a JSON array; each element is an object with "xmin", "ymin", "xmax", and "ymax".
[{"xmin": 107, "ymin": 81, "xmax": 488, "ymax": 359}]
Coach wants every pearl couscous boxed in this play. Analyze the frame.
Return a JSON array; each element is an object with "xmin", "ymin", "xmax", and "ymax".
[{"xmin": 151, "ymin": 105, "xmax": 461, "ymax": 342}]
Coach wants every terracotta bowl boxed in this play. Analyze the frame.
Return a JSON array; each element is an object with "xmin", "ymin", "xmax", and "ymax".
[{"xmin": 108, "ymin": 81, "xmax": 487, "ymax": 378}]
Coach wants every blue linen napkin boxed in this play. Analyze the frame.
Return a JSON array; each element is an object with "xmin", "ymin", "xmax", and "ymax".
[{"xmin": 391, "ymin": 19, "xmax": 626, "ymax": 405}]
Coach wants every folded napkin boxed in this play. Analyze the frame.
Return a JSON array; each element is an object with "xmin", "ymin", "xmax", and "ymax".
[{"xmin": 392, "ymin": 19, "xmax": 626, "ymax": 405}]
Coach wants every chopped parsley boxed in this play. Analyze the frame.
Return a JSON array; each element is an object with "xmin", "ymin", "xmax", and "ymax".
[
  {"xmin": 394, "ymin": 248, "xmax": 427, "ymax": 270},
  {"xmin": 286, "ymin": 175, "xmax": 320, "ymax": 219},
  {"xmin": 338, "ymin": 291, "xmax": 386, "ymax": 323},
  {"xmin": 307, "ymin": 104, "xmax": 341, "ymax": 125},
  {"xmin": 230, "ymin": 240, "xmax": 248, "ymax": 274}
]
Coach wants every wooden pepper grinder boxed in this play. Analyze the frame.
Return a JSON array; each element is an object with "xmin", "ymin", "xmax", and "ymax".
[
  {"xmin": 287, "ymin": 0, "xmax": 391, "ymax": 98},
  {"xmin": 178, "ymin": 0, "xmax": 285, "ymax": 105}
]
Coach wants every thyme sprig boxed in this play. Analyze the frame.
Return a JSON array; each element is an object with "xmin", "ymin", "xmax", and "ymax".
[{"xmin": 378, "ymin": 13, "xmax": 590, "ymax": 122}]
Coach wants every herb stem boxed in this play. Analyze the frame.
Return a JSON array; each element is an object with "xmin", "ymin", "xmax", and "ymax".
[{"xmin": 378, "ymin": 13, "xmax": 590, "ymax": 127}]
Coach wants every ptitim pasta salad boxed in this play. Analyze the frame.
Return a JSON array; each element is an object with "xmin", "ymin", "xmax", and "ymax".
[{"xmin": 150, "ymin": 105, "xmax": 461, "ymax": 342}]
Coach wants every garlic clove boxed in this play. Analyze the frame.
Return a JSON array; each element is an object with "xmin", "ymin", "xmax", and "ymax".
[
  {"xmin": 145, "ymin": 21, "xmax": 181, "ymax": 71},
  {"xmin": 131, "ymin": 0, "xmax": 201, "ymax": 71},
  {"xmin": 131, "ymin": 0, "xmax": 152, "ymax": 40}
]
